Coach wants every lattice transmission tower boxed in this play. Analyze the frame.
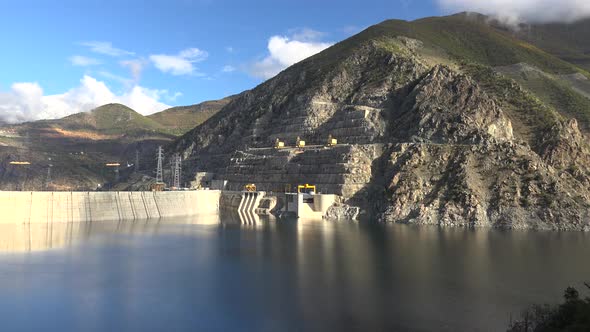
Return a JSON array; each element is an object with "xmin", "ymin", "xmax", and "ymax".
[
  {"xmin": 45, "ymin": 164, "xmax": 52, "ymax": 190},
  {"xmin": 114, "ymin": 165, "xmax": 119, "ymax": 182},
  {"xmin": 155, "ymin": 146, "xmax": 164, "ymax": 183},
  {"xmin": 173, "ymin": 153, "xmax": 182, "ymax": 188}
]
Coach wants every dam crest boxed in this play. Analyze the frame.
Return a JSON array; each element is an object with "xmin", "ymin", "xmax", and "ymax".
[{"xmin": 0, "ymin": 191, "xmax": 221, "ymax": 224}]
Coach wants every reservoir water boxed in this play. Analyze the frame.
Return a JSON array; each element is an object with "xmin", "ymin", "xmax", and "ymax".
[{"xmin": 0, "ymin": 214, "xmax": 588, "ymax": 331}]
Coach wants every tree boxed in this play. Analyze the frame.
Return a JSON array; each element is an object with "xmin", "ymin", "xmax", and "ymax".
[{"xmin": 507, "ymin": 283, "xmax": 590, "ymax": 332}]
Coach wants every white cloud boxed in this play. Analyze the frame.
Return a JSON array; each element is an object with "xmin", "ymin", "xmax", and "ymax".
[
  {"xmin": 438, "ymin": 0, "xmax": 590, "ymax": 24},
  {"xmin": 80, "ymin": 41, "xmax": 135, "ymax": 57},
  {"xmin": 69, "ymin": 55, "xmax": 101, "ymax": 66},
  {"xmin": 166, "ymin": 91, "xmax": 183, "ymax": 102},
  {"xmin": 98, "ymin": 71, "xmax": 133, "ymax": 87},
  {"xmin": 289, "ymin": 28, "xmax": 326, "ymax": 42},
  {"xmin": 222, "ymin": 65, "xmax": 236, "ymax": 73},
  {"xmin": 120, "ymin": 86, "xmax": 172, "ymax": 114},
  {"xmin": 0, "ymin": 76, "xmax": 172, "ymax": 123},
  {"xmin": 120, "ymin": 59, "xmax": 148, "ymax": 82},
  {"xmin": 249, "ymin": 32, "xmax": 333, "ymax": 79},
  {"xmin": 149, "ymin": 48, "xmax": 208, "ymax": 75}
]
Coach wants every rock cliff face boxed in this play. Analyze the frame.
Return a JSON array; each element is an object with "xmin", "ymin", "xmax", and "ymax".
[
  {"xmin": 171, "ymin": 15, "xmax": 590, "ymax": 230},
  {"xmin": 382, "ymin": 140, "xmax": 590, "ymax": 230}
]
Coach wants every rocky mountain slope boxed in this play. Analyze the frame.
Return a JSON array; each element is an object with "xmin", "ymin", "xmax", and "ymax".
[{"xmin": 170, "ymin": 13, "xmax": 590, "ymax": 230}]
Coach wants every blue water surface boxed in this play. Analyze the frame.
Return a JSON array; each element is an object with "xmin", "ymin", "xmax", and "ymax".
[{"xmin": 0, "ymin": 216, "xmax": 588, "ymax": 332}]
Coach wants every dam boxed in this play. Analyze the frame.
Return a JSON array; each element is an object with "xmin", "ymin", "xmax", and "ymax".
[
  {"xmin": 0, "ymin": 190, "xmax": 221, "ymax": 224},
  {"xmin": 0, "ymin": 189, "xmax": 339, "ymax": 224}
]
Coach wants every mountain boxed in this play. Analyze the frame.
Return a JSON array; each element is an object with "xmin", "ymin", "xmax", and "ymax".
[
  {"xmin": 0, "ymin": 104, "xmax": 175, "ymax": 190},
  {"xmin": 57, "ymin": 103, "xmax": 166, "ymax": 135},
  {"xmin": 148, "ymin": 96, "xmax": 234, "ymax": 135},
  {"xmin": 0, "ymin": 98, "xmax": 239, "ymax": 190},
  {"xmin": 168, "ymin": 13, "xmax": 590, "ymax": 230},
  {"xmin": 513, "ymin": 18, "xmax": 590, "ymax": 72}
]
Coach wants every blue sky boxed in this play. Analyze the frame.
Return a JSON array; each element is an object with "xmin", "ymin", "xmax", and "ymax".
[
  {"xmin": 3, "ymin": 0, "xmax": 584, "ymax": 123},
  {"xmin": 0, "ymin": 0, "xmax": 445, "ymax": 122}
]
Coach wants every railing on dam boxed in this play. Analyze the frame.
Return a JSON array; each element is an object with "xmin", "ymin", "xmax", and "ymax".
[{"xmin": 0, "ymin": 190, "xmax": 221, "ymax": 224}]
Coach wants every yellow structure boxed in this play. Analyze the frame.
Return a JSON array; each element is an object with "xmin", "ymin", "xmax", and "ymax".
[
  {"xmin": 151, "ymin": 183, "xmax": 165, "ymax": 191},
  {"xmin": 9, "ymin": 161, "xmax": 31, "ymax": 165},
  {"xmin": 297, "ymin": 184, "xmax": 316, "ymax": 194},
  {"xmin": 327, "ymin": 134, "xmax": 337, "ymax": 146},
  {"xmin": 105, "ymin": 163, "xmax": 121, "ymax": 167},
  {"xmin": 296, "ymin": 136, "xmax": 306, "ymax": 148},
  {"xmin": 244, "ymin": 183, "xmax": 257, "ymax": 192},
  {"xmin": 274, "ymin": 138, "xmax": 285, "ymax": 149}
]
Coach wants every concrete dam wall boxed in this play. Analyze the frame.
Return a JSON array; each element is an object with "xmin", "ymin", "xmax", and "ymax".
[{"xmin": 0, "ymin": 190, "xmax": 221, "ymax": 224}]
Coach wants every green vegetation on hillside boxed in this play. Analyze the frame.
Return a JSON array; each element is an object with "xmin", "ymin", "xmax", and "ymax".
[
  {"xmin": 497, "ymin": 69, "xmax": 590, "ymax": 132},
  {"xmin": 462, "ymin": 63, "xmax": 561, "ymax": 146},
  {"xmin": 349, "ymin": 14, "xmax": 583, "ymax": 75},
  {"xmin": 148, "ymin": 97, "xmax": 232, "ymax": 135},
  {"xmin": 59, "ymin": 103, "xmax": 167, "ymax": 135},
  {"xmin": 515, "ymin": 19, "xmax": 590, "ymax": 72}
]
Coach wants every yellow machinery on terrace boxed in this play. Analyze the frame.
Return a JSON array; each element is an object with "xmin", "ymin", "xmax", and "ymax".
[
  {"xmin": 244, "ymin": 183, "xmax": 257, "ymax": 192},
  {"xmin": 297, "ymin": 184, "xmax": 316, "ymax": 194},
  {"xmin": 274, "ymin": 138, "xmax": 285, "ymax": 149},
  {"xmin": 296, "ymin": 136, "xmax": 306, "ymax": 148},
  {"xmin": 151, "ymin": 183, "xmax": 165, "ymax": 191},
  {"xmin": 327, "ymin": 134, "xmax": 337, "ymax": 146}
]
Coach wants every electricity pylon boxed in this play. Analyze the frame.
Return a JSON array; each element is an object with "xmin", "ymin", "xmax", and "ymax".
[
  {"xmin": 173, "ymin": 153, "xmax": 182, "ymax": 188},
  {"xmin": 114, "ymin": 165, "xmax": 119, "ymax": 182},
  {"xmin": 46, "ymin": 164, "xmax": 52, "ymax": 190},
  {"xmin": 156, "ymin": 146, "xmax": 164, "ymax": 183}
]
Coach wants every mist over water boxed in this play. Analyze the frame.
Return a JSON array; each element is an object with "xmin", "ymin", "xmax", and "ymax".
[{"xmin": 0, "ymin": 216, "xmax": 588, "ymax": 331}]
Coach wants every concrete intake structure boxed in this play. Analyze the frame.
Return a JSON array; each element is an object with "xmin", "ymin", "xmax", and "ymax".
[
  {"xmin": 237, "ymin": 191, "xmax": 265, "ymax": 214},
  {"xmin": 284, "ymin": 193, "xmax": 337, "ymax": 219},
  {"xmin": 236, "ymin": 191, "xmax": 265, "ymax": 225},
  {"xmin": 0, "ymin": 190, "xmax": 221, "ymax": 224}
]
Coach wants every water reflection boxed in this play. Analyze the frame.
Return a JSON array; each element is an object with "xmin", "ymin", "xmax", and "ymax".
[
  {"xmin": 0, "ymin": 218, "xmax": 587, "ymax": 331},
  {"xmin": 0, "ymin": 214, "xmax": 221, "ymax": 252},
  {"xmin": 214, "ymin": 221, "xmax": 590, "ymax": 331}
]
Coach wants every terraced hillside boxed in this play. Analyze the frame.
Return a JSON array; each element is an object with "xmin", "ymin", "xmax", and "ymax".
[{"xmin": 168, "ymin": 13, "xmax": 590, "ymax": 230}]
